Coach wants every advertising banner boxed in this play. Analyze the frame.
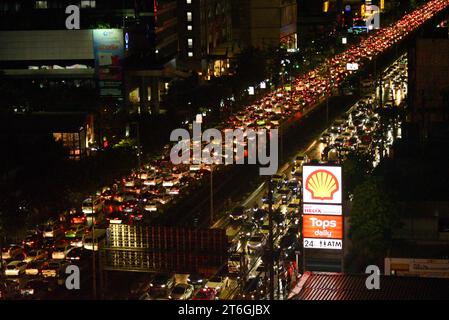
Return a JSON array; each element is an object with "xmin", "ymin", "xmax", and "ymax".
[{"xmin": 302, "ymin": 215, "xmax": 343, "ymax": 239}]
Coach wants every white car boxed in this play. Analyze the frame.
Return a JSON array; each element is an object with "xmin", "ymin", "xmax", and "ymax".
[
  {"xmin": 205, "ymin": 276, "xmax": 229, "ymax": 294},
  {"xmin": 247, "ymin": 234, "xmax": 266, "ymax": 251},
  {"xmin": 5, "ymin": 261, "xmax": 27, "ymax": 276},
  {"xmin": 42, "ymin": 260, "xmax": 68, "ymax": 278},
  {"xmin": 82, "ymin": 197, "xmax": 102, "ymax": 214},
  {"xmin": 1, "ymin": 245, "xmax": 23, "ymax": 260},
  {"xmin": 52, "ymin": 245, "xmax": 72, "ymax": 260},
  {"xmin": 144, "ymin": 202, "xmax": 158, "ymax": 212}
]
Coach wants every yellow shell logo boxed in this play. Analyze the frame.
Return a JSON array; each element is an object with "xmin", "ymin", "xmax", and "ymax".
[{"xmin": 305, "ymin": 170, "xmax": 339, "ymax": 201}]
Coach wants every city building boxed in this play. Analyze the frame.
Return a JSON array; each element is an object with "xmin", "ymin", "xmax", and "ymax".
[
  {"xmin": 2, "ymin": 112, "xmax": 94, "ymax": 160},
  {"xmin": 0, "ymin": 0, "xmax": 179, "ymax": 115},
  {"xmin": 408, "ymin": 37, "xmax": 449, "ymax": 138},
  {"xmin": 232, "ymin": 0, "xmax": 297, "ymax": 50},
  {"xmin": 177, "ymin": 0, "xmax": 233, "ymax": 78}
]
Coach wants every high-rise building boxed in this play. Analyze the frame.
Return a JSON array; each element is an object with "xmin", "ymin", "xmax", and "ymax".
[
  {"xmin": 177, "ymin": 0, "xmax": 233, "ymax": 78},
  {"xmin": 231, "ymin": 0, "xmax": 297, "ymax": 50}
]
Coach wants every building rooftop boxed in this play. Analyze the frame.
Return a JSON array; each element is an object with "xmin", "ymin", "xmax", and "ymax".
[{"xmin": 289, "ymin": 272, "xmax": 449, "ymax": 300}]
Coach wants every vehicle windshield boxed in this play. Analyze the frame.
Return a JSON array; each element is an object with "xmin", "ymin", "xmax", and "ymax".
[
  {"xmin": 209, "ymin": 276, "xmax": 222, "ymax": 283},
  {"xmin": 172, "ymin": 286, "xmax": 186, "ymax": 294}
]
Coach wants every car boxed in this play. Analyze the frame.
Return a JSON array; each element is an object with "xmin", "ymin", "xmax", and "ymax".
[
  {"xmin": 240, "ymin": 276, "xmax": 265, "ymax": 300},
  {"xmin": 24, "ymin": 249, "xmax": 47, "ymax": 263},
  {"xmin": 70, "ymin": 213, "xmax": 86, "ymax": 225},
  {"xmin": 187, "ymin": 274, "xmax": 206, "ymax": 287},
  {"xmin": 149, "ymin": 273, "xmax": 175, "ymax": 296},
  {"xmin": 123, "ymin": 200, "xmax": 139, "ymax": 213},
  {"xmin": 65, "ymin": 247, "xmax": 88, "ymax": 261},
  {"xmin": 5, "ymin": 261, "xmax": 27, "ymax": 276},
  {"xmin": 82, "ymin": 197, "xmax": 103, "ymax": 214},
  {"xmin": 23, "ymin": 234, "xmax": 41, "ymax": 249},
  {"xmin": 1, "ymin": 279, "xmax": 21, "ymax": 299},
  {"xmin": 107, "ymin": 211, "xmax": 125, "ymax": 224},
  {"xmin": 43, "ymin": 225, "xmax": 64, "ymax": 239},
  {"xmin": 42, "ymin": 260, "xmax": 69, "ymax": 278},
  {"xmin": 280, "ymin": 232, "xmax": 298, "ymax": 250},
  {"xmin": 52, "ymin": 245, "xmax": 72, "ymax": 260},
  {"xmin": 293, "ymin": 154, "xmax": 308, "ymax": 167},
  {"xmin": 143, "ymin": 202, "xmax": 158, "ymax": 213},
  {"xmin": 168, "ymin": 283, "xmax": 194, "ymax": 300},
  {"xmin": 247, "ymin": 234, "xmax": 266, "ymax": 251},
  {"xmin": 1, "ymin": 245, "xmax": 23, "ymax": 260},
  {"xmin": 205, "ymin": 275, "xmax": 229, "ymax": 293},
  {"xmin": 229, "ymin": 206, "xmax": 247, "ymax": 221},
  {"xmin": 20, "ymin": 279, "xmax": 52, "ymax": 297},
  {"xmin": 25, "ymin": 260, "xmax": 45, "ymax": 276},
  {"xmin": 192, "ymin": 287, "xmax": 218, "ymax": 300},
  {"xmin": 65, "ymin": 226, "xmax": 85, "ymax": 239}
]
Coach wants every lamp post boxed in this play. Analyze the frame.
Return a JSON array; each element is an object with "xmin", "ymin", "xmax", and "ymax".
[
  {"xmin": 91, "ymin": 196, "xmax": 97, "ymax": 300},
  {"xmin": 268, "ymin": 178, "xmax": 275, "ymax": 300}
]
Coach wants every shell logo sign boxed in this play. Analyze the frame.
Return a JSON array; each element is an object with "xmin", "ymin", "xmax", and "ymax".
[
  {"xmin": 303, "ymin": 166, "xmax": 342, "ymax": 204},
  {"xmin": 305, "ymin": 170, "xmax": 339, "ymax": 201}
]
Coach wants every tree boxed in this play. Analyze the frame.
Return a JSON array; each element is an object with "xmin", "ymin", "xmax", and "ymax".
[
  {"xmin": 347, "ymin": 177, "xmax": 400, "ymax": 271},
  {"xmin": 342, "ymin": 152, "xmax": 371, "ymax": 198}
]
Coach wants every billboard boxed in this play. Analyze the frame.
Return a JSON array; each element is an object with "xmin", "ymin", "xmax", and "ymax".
[
  {"xmin": 302, "ymin": 215, "xmax": 343, "ymax": 239},
  {"xmin": 93, "ymin": 29, "xmax": 124, "ymax": 81},
  {"xmin": 93, "ymin": 29, "xmax": 124, "ymax": 98},
  {"xmin": 303, "ymin": 165, "xmax": 342, "ymax": 204},
  {"xmin": 302, "ymin": 165, "xmax": 343, "ymax": 251}
]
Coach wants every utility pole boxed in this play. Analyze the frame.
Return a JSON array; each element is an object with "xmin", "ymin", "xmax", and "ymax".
[
  {"xmin": 268, "ymin": 178, "xmax": 274, "ymax": 300},
  {"xmin": 136, "ymin": 122, "xmax": 142, "ymax": 170},
  {"xmin": 210, "ymin": 163, "xmax": 214, "ymax": 225},
  {"xmin": 92, "ymin": 197, "xmax": 97, "ymax": 300}
]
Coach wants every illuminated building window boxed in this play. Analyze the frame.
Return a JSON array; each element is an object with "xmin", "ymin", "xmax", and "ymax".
[
  {"xmin": 188, "ymin": 51, "xmax": 193, "ymax": 57},
  {"xmin": 188, "ymin": 38, "xmax": 193, "ymax": 48},
  {"xmin": 35, "ymin": 1, "xmax": 48, "ymax": 9},
  {"xmin": 187, "ymin": 12, "xmax": 192, "ymax": 22},
  {"xmin": 81, "ymin": 1, "xmax": 96, "ymax": 8},
  {"xmin": 323, "ymin": 1, "xmax": 329, "ymax": 13},
  {"xmin": 187, "ymin": 25, "xmax": 193, "ymax": 31}
]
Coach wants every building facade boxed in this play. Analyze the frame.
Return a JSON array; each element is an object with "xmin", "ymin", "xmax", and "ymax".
[
  {"xmin": 0, "ymin": 0, "xmax": 179, "ymax": 114},
  {"xmin": 232, "ymin": 0, "xmax": 297, "ymax": 50},
  {"xmin": 177, "ymin": 0, "xmax": 233, "ymax": 78}
]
